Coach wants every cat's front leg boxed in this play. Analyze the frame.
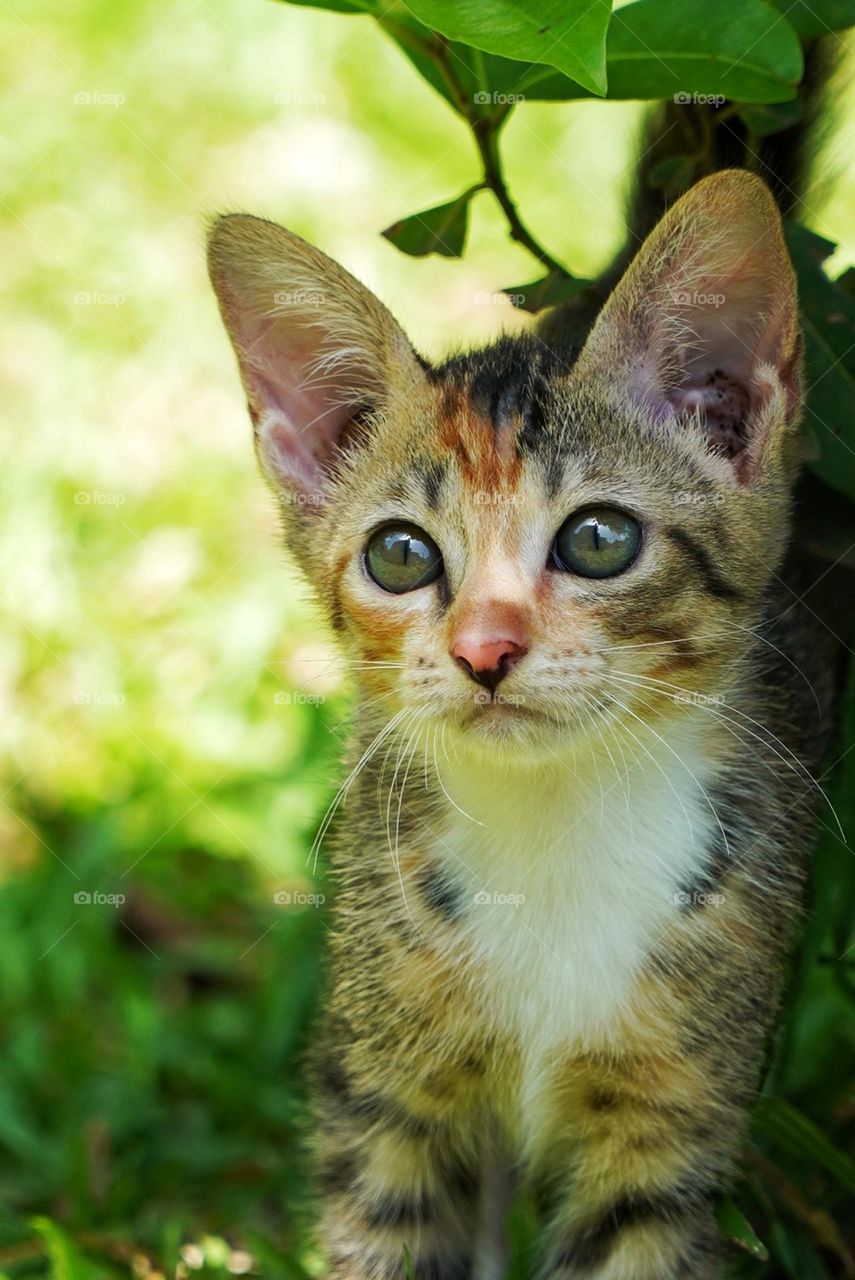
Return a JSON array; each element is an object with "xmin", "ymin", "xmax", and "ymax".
[
  {"xmin": 312, "ymin": 1020, "xmax": 487, "ymax": 1280},
  {"xmin": 533, "ymin": 1048, "xmax": 744, "ymax": 1280},
  {"xmin": 546, "ymin": 1179, "xmax": 720, "ymax": 1280}
]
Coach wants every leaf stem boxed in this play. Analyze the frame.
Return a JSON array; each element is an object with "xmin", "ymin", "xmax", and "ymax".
[
  {"xmin": 388, "ymin": 23, "xmax": 570, "ymax": 277},
  {"xmin": 471, "ymin": 116, "xmax": 568, "ymax": 276}
]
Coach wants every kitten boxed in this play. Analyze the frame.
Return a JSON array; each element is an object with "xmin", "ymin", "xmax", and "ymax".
[{"xmin": 208, "ymin": 171, "xmax": 832, "ymax": 1280}]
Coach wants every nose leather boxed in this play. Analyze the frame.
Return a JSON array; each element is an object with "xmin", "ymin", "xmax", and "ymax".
[{"xmin": 451, "ymin": 636, "xmax": 527, "ymax": 692}]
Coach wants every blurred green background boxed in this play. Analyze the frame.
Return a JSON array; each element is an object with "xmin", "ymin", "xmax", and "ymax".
[{"xmin": 3, "ymin": 1, "xmax": 855, "ymax": 1276}]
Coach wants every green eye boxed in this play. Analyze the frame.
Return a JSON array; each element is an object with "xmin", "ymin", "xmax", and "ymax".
[
  {"xmin": 365, "ymin": 523, "xmax": 443, "ymax": 594},
  {"xmin": 553, "ymin": 507, "xmax": 641, "ymax": 578}
]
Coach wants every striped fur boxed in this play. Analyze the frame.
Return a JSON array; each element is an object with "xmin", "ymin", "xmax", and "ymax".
[{"xmin": 208, "ymin": 172, "xmax": 835, "ymax": 1279}]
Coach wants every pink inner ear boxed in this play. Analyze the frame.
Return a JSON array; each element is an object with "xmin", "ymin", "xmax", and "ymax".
[
  {"xmin": 251, "ymin": 354, "xmax": 356, "ymax": 496},
  {"xmin": 669, "ymin": 369, "xmax": 754, "ymax": 459},
  {"xmin": 233, "ymin": 304, "xmax": 370, "ymax": 498},
  {"xmin": 208, "ymin": 213, "xmax": 425, "ymax": 506},
  {"xmin": 639, "ymin": 244, "xmax": 794, "ymax": 464}
]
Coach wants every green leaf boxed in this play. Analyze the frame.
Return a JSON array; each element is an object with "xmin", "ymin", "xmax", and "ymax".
[
  {"xmin": 604, "ymin": 0, "xmax": 803, "ymax": 102},
  {"xmin": 771, "ymin": 0, "xmax": 855, "ymax": 36},
  {"xmin": 399, "ymin": 0, "xmax": 613, "ymax": 97},
  {"xmin": 381, "ymin": 17, "xmax": 576, "ymax": 115},
  {"xmin": 785, "ymin": 222, "xmax": 855, "ymax": 503},
  {"xmin": 382, "ymin": 189, "xmax": 476, "ymax": 257},
  {"xmin": 714, "ymin": 1195, "xmax": 770, "ymax": 1261},
  {"xmin": 769, "ymin": 1222, "xmax": 834, "ymax": 1280},
  {"xmin": 753, "ymin": 1096, "xmax": 855, "ymax": 1194},
  {"xmin": 388, "ymin": 38, "xmax": 583, "ymax": 108},
  {"xmin": 28, "ymin": 1220, "xmax": 90, "ymax": 1280},
  {"xmin": 502, "ymin": 272, "xmax": 591, "ymax": 312},
  {"xmin": 277, "ymin": 0, "xmax": 371, "ymax": 12},
  {"xmin": 739, "ymin": 96, "xmax": 803, "ymax": 136},
  {"xmin": 379, "ymin": 16, "xmax": 471, "ymax": 114},
  {"xmin": 402, "ymin": 1244, "xmax": 416, "ymax": 1280},
  {"xmin": 646, "ymin": 152, "xmax": 697, "ymax": 193}
]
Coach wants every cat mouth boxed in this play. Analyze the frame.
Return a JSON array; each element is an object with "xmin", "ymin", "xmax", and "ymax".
[{"xmin": 462, "ymin": 695, "xmax": 544, "ymax": 725}]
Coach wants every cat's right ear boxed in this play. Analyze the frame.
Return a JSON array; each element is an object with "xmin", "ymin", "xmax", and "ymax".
[
  {"xmin": 572, "ymin": 170, "xmax": 800, "ymax": 483},
  {"xmin": 207, "ymin": 214, "xmax": 426, "ymax": 506}
]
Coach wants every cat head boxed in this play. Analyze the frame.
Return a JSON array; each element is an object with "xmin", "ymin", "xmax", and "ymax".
[{"xmin": 208, "ymin": 171, "xmax": 801, "ymax": 760}]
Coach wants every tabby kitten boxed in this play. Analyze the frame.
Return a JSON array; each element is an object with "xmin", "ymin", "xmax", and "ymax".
[{"xmin": 208, "ymin": 171, "xmax": 831, "ymax": 1280}]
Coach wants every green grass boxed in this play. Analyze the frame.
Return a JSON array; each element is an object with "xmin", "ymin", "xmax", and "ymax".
[{"xmin": 2, "ymin": 0, "xmax": 855, "ymax": 1274}]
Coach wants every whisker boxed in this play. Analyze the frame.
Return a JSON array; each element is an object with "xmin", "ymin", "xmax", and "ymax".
[
  {"xmin": 308, "ymin": 707, "xmax": 408, "ymax": 873},
  {"xmin": 592, "ymin": 628, "xmax": 736, "ymax": 656},
  {"xmin": 604, "ymin": 669, "xmax": 842, "ymax": 837},
  {"xmin": 432, "ymin": 723, "xmax": 485, "ymax": 826},
  {"xmin": 384, "ymin": 709, "xmax": 423, "ymax": 931},
  {"xmin": 727, "ymin": 620, "xmax": 822, "ymax": 712},
  {"xmin": 602, "ymin": 688, "xmax": 729, "ymax": 858},
  {"xmin": 599, "ymin": 691, "xmax": 697, "ymax": 849}
]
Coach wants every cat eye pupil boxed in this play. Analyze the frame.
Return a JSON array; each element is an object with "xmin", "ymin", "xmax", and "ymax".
[
  {"xmin": 553, "ymin": 507, "xmax": 641, "ymax": 579},
  {"xmin": 365, "ymin": 523, "xmax": 443, "ymax": 594}
]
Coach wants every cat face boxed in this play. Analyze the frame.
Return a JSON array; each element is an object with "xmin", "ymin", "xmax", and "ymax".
[{"xmin": 208, "ymin": 171, "xmax": 801, "ymax": 759}]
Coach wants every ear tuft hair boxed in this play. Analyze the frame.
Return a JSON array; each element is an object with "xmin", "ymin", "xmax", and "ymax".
[
  {"xmin": 207, "ymin": 214, "xmax": 425, "ymax": 503},
  {"xmin": 574, "ymin": 170, "xmax": 800, "ymax": 482}
]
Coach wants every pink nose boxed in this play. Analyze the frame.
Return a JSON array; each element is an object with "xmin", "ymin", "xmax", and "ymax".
[{"xmin": 451, "ymin": 635, "xmax": 527, "ymax": 692}]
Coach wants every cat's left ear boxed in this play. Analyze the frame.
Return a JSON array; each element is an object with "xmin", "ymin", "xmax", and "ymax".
[
  {"xmin": 207, "ymin": 214, "xmax": 426, "ymax": 504},
  {"xmin": 573, "ymin": 170, "xmax": 800, "ymax": 482}
]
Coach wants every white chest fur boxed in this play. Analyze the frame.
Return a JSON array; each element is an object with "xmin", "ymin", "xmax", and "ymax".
[{"xmin": 433, "ymin": 717, "xmax": 717, "ymax": 1061}]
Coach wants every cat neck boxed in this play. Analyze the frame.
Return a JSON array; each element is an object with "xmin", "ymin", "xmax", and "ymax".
[{"xmin": 433, "ymin": 702, "xmax": 723, "ymax": 834}]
